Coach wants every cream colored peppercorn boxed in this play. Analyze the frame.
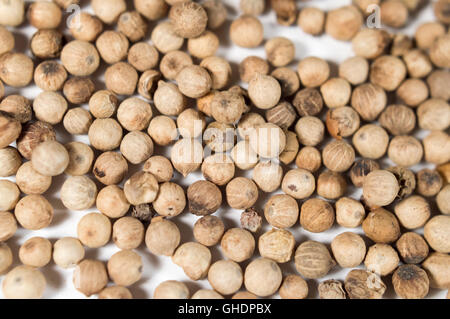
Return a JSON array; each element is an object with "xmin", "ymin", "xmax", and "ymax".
[
  {"xmin": 0, "ymin": 147, "xmax": 21, "ymax": 177},
  {"xmin": 77, "ymin": 213, "xmax": 111, "ymax": 248},
  {"xmin": 325, "ymin": 5, "xmax": 363, "ymax": 41},
  {"xmin": 317, "ymin": 171, "xmax": 347, "ymax": 200},
  {"xmin": 151, "ymin": 21, "xmax": 184, "ymax": 54},
  {"xmin": 0, "ymin": 95, "xmax": 31, "ymax": 124},
  {"xmin": 193, "ymin": 215, "xmax": 225, "ymax": 247},
  {"xmin": 363, "ymin": 170, "xmax": 399, "ymax": 207},
  {"xmin": 96, "ymin": 31, "xmax": 129, "ymax": 64},
  {"xmin": 279, "ymin": 131, "xmax": 299, "ymax": 165},
  {"xmin": 271, "ymin": 68, "xmax": 300, "ymax": 97},
  {"xmin": 322, "ymin": 140, "xmax": 355, "ymax": 172},
  {"xmin": 300, "ymin": 198, "xmax": 335, "ymax": 233},
  {"xmin": 88, "ymin": 118, "xmax": 123, "ymax": 152},
  {"xmin": 352, "ymin": 124, "xmax": 389, "ymax": 159},
  {"xmin": 318, "ymin": 280, "xmax": 346, "ymax": 299},
  {"xmin": 208, "ymin": 260, "xmax": 243, "ymax": 295},
  {"xmin": 0, "ymin": 180, "xmax": 19, "ymax": 212},
  {"xmin": 352, "ymin": 29, "xmax": 391, "ymax": 59},
  {"xmin": 145, "ymin": 217, "xmax": 180, "ymax": 256},
  {"xmin": 295, "ymin": 116, "xmax": 325, "ymax": 146},
  {"xmin": 98, "ymin": 286, "xmax": 133, "ymax": 299},
  {"xmin": 202, "ymin": 0, "xmax": 227, "ymax": 29},
  {"xmin": 137, "ymin": 68, "xmax": 161, "ymax": 98},
  {"xmin": 61, "ymin": 176, "xmax": 97, "ymax": 211},
  {"xmin": 351, "ymin": 83, "xmax": 387, "ymax": 121},
  {"xmin": 153, "ymin": 182, "xmax": 186, "ymax": 217},
  {"xmin": 331, "ymin": 232, "xmax": 366, "ymax": 268},
  {"xmin": 61, "ymin": 41, "xmax": 99, "ymax": 77},
  {"xmin": 281, "ymin": 168, "xmax": 315, "ymax": 199},
  {"xmin": 0, "ymin": 53, "xmax": 34, "ymax": 87},
  {"xmin": 339, "ymin": 56, "xmax": 369, "ymax": 85},
  {"xmin": 201, "ymin": 154, "xmax": 235, "ymax": 186},
  {"xmin": 171, "ymin": 138, "xmax": 203, "ymax": 177},
  {"xmin": 345, "ymin": 269, "xmax": 386, "ymax": 299},
  {"xmin": 423, "ymin": 131, "xmax": 450, "ymax": 165},
  {"xmin": 172, "ymin": 242, "xmax": 211, "ymax": 281},
  {"xmin": 298, "ymin": 7, "xmax": 325, "ymax": 35},
  {"xmin": 128, "ymin": 42, "xmax": 159, "ymax": 72},
  {"xmin": 379, "ymin": 104, "xmax": 416, "ymax": 136},
  {"xmin": 0, "ymin": 0, "xmax": 24, "ymax": 27},
  {"xmin": 362, "ymin": 208, "xmax": 401, "ymax": 244},
  {"xmin": 364, "ymin": 243, "xmax": 400, "ymax": 276},
  {"xmin": 249, "ymin": 123, "xmax": 286, "ymax": 158},
  {"xmin": 30, "ymin": 29, "xmax": 63, "ymax": 59},
  {"xmin": 239, "ymin": 56, "xmax": 269, "ymax": 83},
  {"xmin": 388, "ymin": 136, "xmax": 423, "ymax": 167},
  {"xmin": 73, "ymin": 259, "xmax": 108, "ymax": 297},
  {"xmin": 265, "ymin": 37, "xmax": 295, "ymax": 67},
  {"xmin": 32, "ymin": 91, "xmax": 67, "ymax": 125},
  {"xmin": 153, "ymin": 280, "xmax": 189, "ymax": 299},
  {"xmin": 416, "ymin": 169, "xmax": 443, "ymax": 198},
  {"xmin": 295, "ymin": 146, "xmax": 321, "ymax": 172},
  {"xmin": 279, "ymin": 275, "xmax": 308, "ymax": 299},
  {"xmin": 177, "ymin": 108, "xmax": 206, "ymax": 138},
  {"xmin": 27, "ymin": 1, "xmax": 62, "ymax": 29},
  {"xmin": 424, "ymin": 215, "xmax": 450, "ymax": 253},
  {"xmin": 203, "ymin": 122, "xmax": 235, "ymax": 153},
  {"xmin": 335, "ymin": 197, "xmax": 365, "ymax": 228},
  {"xmin": 176, "ymin": 65, "xmax": 212, "ymax": 99},
  {"xmin": 108, "ymin": 250, "xmax": 142, "ymax": 287},
  {"xmin": 15, "ymin": 162, "xmax": 50, "ymax": 195},
  {"xmin": 297, "ymin": 57, "xmax": 330, "ymax": 88},
  {"xmin": 15, "ymin": 195, "xmax": 53, "ymax": 230},
  {"xmin": 370, "ymin": 55, "xmax": 407, "ymax": 91},
  {"xmin": 295, "ymin": 241, "xmax": 336, "ymax": 279},
  {"xmin": 143, "ymin": 156, "xmax": 173, "ymax": 183},
  {"xmin": 33, "ymin": 61, "xmax": 67, "ymax": 92},
  {"xmin": 252, "ymin": 161, "xmax": 282, "ymax": 193},
  {"xmin": 89, "ymin": 90, "xmax": 118, "ymax": 119},
  {"xmin": 105, "ymin": 62, "xmax": 138, "ymax": 96},
  {"xmin": 226, "ymin": 177, "xmax": 259, "ymax": 210},
  {"xmin": 326, "ymin": 106, "xmax": 360, "ymax": 139},
  {"xmin": 124, "ymin": 171, "xmax": 159, "ymax": 206},
  {"xmin": 396, "ymin": 232, "xmax": 429, "ymax": 264},
  {"xmin": 19, "ymin": 237, "xmax": 52, "ymax": 268},
  {"xmin": 430, "ymin": 35, "xmax": 450, "ymax": 68},
  {"xmin": 63, "ymin": 108, "xmax": 93, "ymax": 135},
  {"xmin": 403, "ymin": 49, "xmax": 433, "ymax": 78},
  {"xmin": 258, "ymin": 228, "xmax": 295, "ymax": 263},
  {"xmin": 0, "ymin": 212, "xmax": 17, "ymax": 242},
  {"xmin": 436, "ymin": 185, "xmax": 450, "ymax": 215},
  {"xmin": 237, "ymin": 112, "xmax": 266, "ymax": 139},
  {"xmin": 320, "ymin": 78, "xmax": 352, "ymax": 108},
  {"xmin": 120, "ymin": 131, "xmax": 154, "ymax": 165},
  {"xmin": 200, "ymin": 56, "xmax": 232, "ymax": 90},
  {"xmin": 53, "ymin": 237, "xmax": 85, "ymax": 269},
  {"xmin": 2, "ymin": 266, "xmax": 46, "ymax": 299},
  {"xmin": 221, "ymin": 228, "xmax": 255, "ymax": 263},
  {"xmin": 231, "ymin": 140, "xmax": 259, "ymax": 170},
  {"xmin": 230, "ymin": 15, "xmax": 264, "ymax": 48},
  {"xmin": 93, "ymin": 151, "xmax": 128, "ymax": 185},
  {"xmin": 63, "ymin": 77, "xmax": 95, "ymax": 105},
  {"xmin": 417, "ymin": 99, "xmax": 450, "ymax": 131},
  {"xmin": 169, "ymin": 1, "xmax": 208, "ymax": 39},
  {"xmin": 244, "ymin": 258, "xmax": 282, "ymax": 297},
  {"xmin": 350, "ymin": 159, "xmax": 380, "ymax": 188},
  {"xmin": 117, "ymin": 11, "xmax": 147, "ymax": 42},
  {"xmin": 31, "ymin": 141, "xmax": 69, "ymax": 177},
  {"xmin": 427, "ymin": 70, "xmax": 450, "ymax": 100},
  {"xmin": 148, "ymin": 116, "xmax": 177, "ymax": 146},
  {"xmin": 96, "ymin": 185, "xmax": 130, "ymax": 219},
  {"xmin": 264, "ymin": 194, "xmax": 298, "ymax": 229},
  {"xmin": 0, "ymin": 243, "xmax": 13, "ymax": 275}
]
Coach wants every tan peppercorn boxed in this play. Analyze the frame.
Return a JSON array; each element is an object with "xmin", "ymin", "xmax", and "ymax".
[
  {"xmin": 295, "ymin": 146, "xmax": 322, "ymax": 173},
  {"xmin": 422, "ymin": 252, "xmax": 450, "ymax": 289},
  {"xmin": 69, "ymin": 12, "xmax": 103, "ymax": 42},
  {"xmin": 61, "ymin": 41, "xmax": 100, "ymax": 77},
  {"xmin": 151, "ymin": 21, "xmax": 184, "ymax": 54},
  {"xmin": 397, "ymin": 79, "xmax": 430, "ymax": 108},
  {"xmin": 326, "ymin": 106, "xmax": 360, "ymax": 139},
  {"xmin": 0, "ymin": 180, "xmax": 19, "ymax": 212},
  {"xmin": 33, "ymin": 61, "xmax": 67, "ymax": 92},
  {"xmin": 379, "ymin": 105, "xmax": 416, "ymax": 136},
  {"xmin": 258, "ymin": 228, "xmax": 295, "ymax": 263},
  {"xmin": 201, "ymin": 154, "xmax": 235, "ymax": 186},
  {"xmin": 437, "ymin": 185, "xmax": 450, "ymax": 215},
  {"xmin": 187, "ymin": 31, "xmax": 219, "ymax": 59},
  {"xmin": 93, "ymin": 152, "xmax": 128, "ymax": 185},
  {"xmin": 33, "ymin": 91, "xmax": 67, "ymax": 125},
  {"xmin": 230, "ymin": 15, "xmax": 264, "ymax": 48},
  {"xmin": 300, "ymin": 198, "xmax": 335, "ymax": 233},
  {"xmin": 171, "ymin": 138, "xmax": 203, "ymax": 177},
  {"xmin": 30, "ymin": 29, "xmax": 63, "ymax": 59},
  {"xmin": 0, "ymin": 147, "xmax": 21, "ymax": 177},
  {"xmin": 362, "ymin": 208, "xmax": 401, "ymax": 243},
  {"xmin": 63, "ymin": 108, "xmax": 93, "ymax": 135},
  {"xmin": 339, "ymin": 56, "xmax": 369, "ymax": 85},
  {"xmin": 417, "ymin": 99, "xmax": 450, "ymax": 131},
  {"xmin": 430, "ymin": 35, "xmax": 450, "ymax": 68},
  {"xmin": 14, "ymin": 195, "xmax": 53, "ymax": 230},
  {"xmin": 317, "ymin": 171, "xmax": 347, "ymax": 200},
  {"xmin": 393, "ymin": 265, "xmax": 429, "ymax": 299},
  {"xmin": 0, "ymin": 212, "xmax": 17, "ymax": 242},
  {"xmin": 187, "ymin": 180, "xmax": 221, "ymax": 216},
  {"xmin": 248, "ymin": 74, "xmax": 282, "ymax": 110},
  {"xmin": 15, "ymin": 162, "xmax": 51, "ymax": 195},
  {"xmin": 27, "ymin": 1, "xmax": 62, "ymax": 29},
  {"xmin": 265, "ymin": 37, "xmax": 295, "ymax": 67},
  {"xmin": 143, "ymin": 155, "xmax": 173, "ymax": 183},
  {"xmin": 239, "ymin": 56, "xmax": 269, "ymax": 83},
  {"xmin": 388, "ymin": 136, "xmax": 423, "ymax": 167},
  {"xmin": 88, "ymin": 118, "xmax": 123, "ymax": 152},
  {"xmin": 203, "ymin": 122, "xmax": 235, "ymax": 153},
  {"xmin": 124, "ymin": 171, "xmax": 159, "ymax": 206},
  {"xmin": 391, "ymin": 33, "xmax": 413, "ymax": 57},
  {"xmin": 19, "ymin": 237, "xmax": 52, "ymax": 268},
  {"xmin": 380, "ymin": 0, "xmax": 409, "ymax": 28},
  {"xmin": 0, "ymin": 0, "xmax": 24, "ymax": 27},
  {"xmin": 252, "ymin": 161, "xmax": 282, "ymax": 193},
  {"xmin": 416, "ymin": 169, "xmax": 442, "ymax": 198},
  {"xmin": 364, "ymin": 243, "xmax": 400, "ymax": 276},
  {"xmin": 415, "ymin": 22, "xmax": 446, "ymax": 49},
  {"xmin": 264, "ymin": 194, "xmax": 298, "ymax": 229},
  {"xmin": 363, "ymin": 170, "xmax": 399, "ymax": 207},
  {"xmin": 403, "ymin": 49, "xmax": 433, "ymax": 78},
  {"xmin": 237, "ymin": 112, "xmax": 265, "ymax": 139},
  {"xmin": 107, "ymin": 250, "xmax": 142, "ymax": 287},
  {"xmin": 298, "ymin": 7, "xmax": 325, "ymax": 35},
  {"xmin": 325, "ymin": 5, "xmax": 363, "ymax": 41},
  {"xmin": 244, "ymin": 258, "xmax": 282, "ymax": 297},
  {"xmin": 240, "ymin": 208, "xmax": 263, "ymax": 233},
  {"xmin": 202, "ymin": 0, "xmax": 227, "ymax": 29},
  {"xmin": 388, "ymin": 166, "xmax": 416, "ymax": 199},
  {"xmin": 153, "ymin": 280, "xmax": 189, "ymax": 299},
  {"xmin": 77, "ymin": 212, "xmax": 111, "ymax": 248},
  {"xmin": 73, "ymin": 260, "xmax": 108, "ymax": 297},
  {"xmin": 138, "ymin": 70, "xmax": 161, "ymax": 100},
  {"xmin": 154, "ymin": 81, "xmax": 186, "ymax": 116},
  {"xmin": 295, "ymin": 116, "xmax": 325, "ymax": 146},
  {"xmin": 200, "ymin": 56, "xmax": 232, "ymax": 90},
  {"xmin": 352, "ymin": 29, "xmax": 391, "ymax": 59},
  {"xmin": 396, "ymin": 232, "xmax": 429, "ymax": 264},
  {"xmin": 424, "ymin": 215, "xmax": 450, "ymax": 253},
  {"xmin": 295, "ymin": 241, "xmax": 336, "ymax": 279},
  {"xmin": 423, "ymin": 131, "xmax": 450, "ymax": 165},
  {"xmin": 96, "ymin": 31, "xmax": 129, "ymax": 65},
  {"xmin": 0, "ymin": 26, "xmax": 15, "ymax": 55},
  {"xmin": 279, "ymin": 275, "xmax": 308, "ymax": 299},
  {"xmin": 89, "ymin": 90, "xmax": 118, "ymax": 119},
  {"xmin": 226, "ymin": 177, "xmax": 259, "ymax": 210},
  {"xmin": 349, "ymin": 159, "xmax": 379, "ymax": 188},
  {"xmin": 297, "ymin": 57, "xmax": 330, "ymax": 88},
  {"xmin": 344, "ymin": 269, "xmax": 386, "ymax": 299},
  {"xmin": 208, "ymin": 260, "xmax": 243, "ymax": 295},
  {"xmin": 177, "ymin": 108, "xmax": 206, "ymax": 138},
  {"xmin": 96, "ymin": 185, "xmax": 130, "ymax": 219},
  {"xmin": 0, "ymin": 53, "xmax": 33, "ymax": 87},
  {"xmin": 279, "ymin": 131, "xmax": 299, "ymax": 165},
  {"xmin": 271, "ymin": 0, "xmax": 297, "ymax": 25},
  {"xmin": 331, "ymin": 232, "xmax": 366, "ymax": 268},
  {"xmin": 60, "ymin": 176, "xmax": 97, "ymax": 211},
  {"xmin": 221, "ymin": 228, "xmax": 255, "ymax": 263},
  {"xmin": 127, "ymin": 42, "xmax": 159, "ymax": 72},
  {"xmin": 322, "ymin": 140, "xmax": 355, "ymax": 172},
  {"xmin": 134, "ymin": 0, "xmax": 168, "ymax": 20},
  {"xmin": 271, "ymin": 67, "xmax": 300, "ymax": 97},
  {"xmin": 176, "ymin": 65, "xmax": 212, "ymax": 99},
  {"xmin": 191, "ymin": 289, "xmax": 223, "ymax": 299},
  {"xmin": 172, "ymin": 242, "xmax": 211, "ymax": 281},
  {"xmin": 370, "ymin": 55, "xmax": 406, "ymax": 91},
  {"xmin": 64, "ymin": 76, "xmax": 95, "ymax": 104},
  {"xmin": 53, "ymin": 237, "xmax": 85, "ymax": 269},
  {"xmin": 120, "ymin": 131, "xmax": 154, "ymax": 165},
  {"xmin": 351, "ymin": 83, "xmax": 387, "ymax": 121},
  {"xmin": 117, "ymin": 11, "xmax": 147, "ymax": 42},
  {"xmin": 169, "ymin": 1, "xmax": 207, "ymax": 39},
  {"xmin": 249, "ymin": 123, "xmax": 286, "ymax": 159},
  {"xmin": 193, "ymin": 215, "xmax": 224, "ymax": 247},
  {"xmin": 105, "ymin": 62, "xmax": 138, "ymax": 96},
  {"xmin": 231, "ymin": 140, "xmax": 259, "ymax": 170},
  {"xmin": 0, "ymin": 95, "xmax": 31, "ymax": 124},
  {"xmin": 2, "ymin": 266, "xmax": 46, "ymax": 299},
  {"xmin": 282, "ymin": 168, "xmax": 315, "ymax": 199},
  {"xmin": 145, "ymin": 217, "xmax": 180, "ymax": 256},
  {"xmin": 98, "ymin": 286, "xmax": 133, "ymax": 299},
  {"xmin": 31, "ymin": 140, "xmax": 69, "ymax": 177},
  {"xmin": 427, "ymin": 70, "xmax": 450, "ymax": 100},
  {"xmin": 318, "ymin": 280, "xmax": 346, "ymax": 299},
  {"xmin": 335, "ymin": 197, "xmax": 366, "ymax": 228},
  {"xmin": 0, "ymin": 243, "xmax": 13, "ymax": 275},
  {"xmin": 232, "ymin": 291, "xmax": 258, "ymax": 299},
  {"xmin": 153, "ymin": 182, "xmax": 185, "ymax": 217}
]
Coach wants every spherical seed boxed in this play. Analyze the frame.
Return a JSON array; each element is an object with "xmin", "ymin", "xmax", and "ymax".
[
  {"xmin": 226, "ymin": 177, "xmax": 259, "ymax": 210},
  {"xmin": 322, "ymin": 140, "xmax": 355, "ymax": 172},
  {"xmin": 2, "ymin": 266, "xmax": 46, "ymax": 299},
  {"xmin": 363, "ymin": 170, "xmax": 399, "ymax": 207},
  {"xmin": 53, "ymin": 237, "xmax": 85, "ymax": 269},
  {"xmin": 14, "ymin": 195, "xmax": 53, "ymax": 230},
  {"xmin": 77, "ymin": 213, "xmax": 111, "ymax": 248},
  {"xmin": 294, "ymin": 241, "xmax": 336, "ymax": 279},
  {"xmin": 244, "ymin": 258, "xmax": 282, "ymax": 297},
  {"xmin": 61, "ymin": 41, "xmax": 100, "ymax": 77},
  {"xmin": 362, "ymin": 208, "xmax": 401, "ymax": 244},
  {"xmin": 230, "ymin": 15, "xmax": 264, "ymax": 48},
  {"xmin": 281, "ymin": 169, "xmax": 315, "ymax": 199},
  {"xmin": 145, "ymin": 217, "xmax": 180, "ymax": 256}
]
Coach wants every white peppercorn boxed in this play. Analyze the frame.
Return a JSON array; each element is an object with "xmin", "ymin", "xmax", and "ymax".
[
  {"xmin": 351, "ymin": 83, "xmax": 387, "ymax": 121},
  {"xmin": 96, "ymin": 31, "xmax": 129, "ymax": 65},
  {"xmin": 0, "ymin": 212, "xmax": 17, "ymax": 242},
  {"xmin": 317, "ymin": 171, "xmax": 347, "ymax": 200},
  {"xmin": 151, "ymin": 21, "xmax": 184, "ymax": 54},
  {"xmin": 61, "ymin": 41, "xmax": 100, "ymax": 77},
  {"xmin": 77, "ymin": 212, "xmax": 111, "ymax": 248},
  {"xmin": 153, "ymin": 280, "xmax": 189, "ymax": 299},
  {"xmin": 322, "ymin": 140, "xmax": 355, "ymax": 172},
  {"xmin": 176, "ymin": 65, "xmax": 212, "ymax": 99},
  {"xmin": 33, "ymin": 61, "xmax": 67, "ymax": 92},
  {"xmin": 96, "ymin": 185, "xmax": 130, "ymax": 219},
  {"xmin": 61, "ymin": 176, "xmax": 97, "ymax": 211},
  {"xmin": 146, "ymin": 217, "xmax": 180, "ymax": 256},
  {"xmin": 0, "ymin": 243, "xmax": 13, "ymax": 275},
  {"xmin": 258, "ymin": 228, "xmax": 295, "ymax": 263},
  {"xmin": 15, "ymin": 195, "xmax": 53, "ymax": 230},
  {"xmin": 388, "ymin": 136, "xmax": 423, "ymax": 167},
  {"xmin": 63, "ymin": 108, "xmax": 93, "ymax": 135},
  {"xmin": 295, "ymin": 241, "xmax": 336, "ymax": 279},
  {"xmin": 53, "ymin": 237, "xmax": 85, "ymax": 269},
  {"xmin": 108, "ymin": 250, "xmax": 142, "ymax": 286},
  {"xmin": 169, "ymin": 1, "xmax": 208, "ymax": 39},
  {"xmin": 362, "ymin": 208, "xmax": 401, "ymax": 243},
  {"xmin": 344, "ymin": 269, "xmax": 386, "ymax": 299},
  {"xmin": 281, "ymin": 168, "xmax": 315, "ymax": 199},
  {"xmin": 92, "ymin": 0, "xmax": 126, "ymax": 24},
  {"xmin": 295, "ymin": 146, "xmax": 321, "ymax": 173},
  {"xmin": 230, "ymin": 15, "xmax": 264, "ymax": 48},
  {"xmin": 124, "ymin": 171, "xmax": 159, "ymax": 206},
  {"xmin": 221, "ymin": 228, "xmax": 255, "ymax": 262},
  {"xmin": 295, "ymin": 116, "xmax": 325, "ymax": 146},
  {"xmin": 226, "ymin": 177, "xmax": 259, "ymax": 210},
  {"xmin": 208, "ymin": 260, "xmax": 243, "ymax": 295},
  {"xmin": 0, "ymin": 53, "xmax": 34, "ymax": 87},
  {"xmin": 244, "ymin": 258, "xmax": 282, "ymax": 297},
  {"xmin": 73, "ymin": 259, "xmax": 108, "ymax": 297},
  {"xmin": 339, "ymin": 56, "xmax": 369, "ymax": 85},
  {"xmin": 424, "ymin": 215, "xmax": 450, "ymax": 253},
  {"xmin": 19, "ymin": 237, "xmax": 52, "ymax": 268},
  {"xmin": 2, "ymin": 266, "xmax": 46, "ymax": 299},
  {"xmin": 352, "ymin": 124, "xmax": 389, "ymax": 159},
  {"xmin": 172, "ymin": 242, "xmax": 211, "ymax": 281}
]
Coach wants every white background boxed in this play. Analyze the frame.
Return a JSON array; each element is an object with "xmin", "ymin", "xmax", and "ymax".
[{"xmin": 1, "ymin": 0, "xmax": 447, "ymax": 299}]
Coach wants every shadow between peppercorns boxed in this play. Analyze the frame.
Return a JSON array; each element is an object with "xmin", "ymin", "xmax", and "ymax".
[{"xmin": 41, "ymin": 263, "xmax": 64, "ymax": 291}]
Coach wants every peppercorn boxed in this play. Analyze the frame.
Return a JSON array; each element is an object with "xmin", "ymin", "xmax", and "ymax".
[
  {"xmin": 73, "ymin": 260, "xmax": 108, "ymax": 297},
  {"xmin": 295, "ymin": 146, "xmax": 322, "ymax": 172},
  {"xmin": 363, "ymin": 170, "xmax": 399, "ymax": 207},
  {"xmin": 108, "ymin": 250, "xmax": 142, "ymax": 287},
  {"xmin": 69, "ymin": 12, "xmax": 103, "ymax": 42},
  {"xmin": 200, "ymin": 56, "xmax": 232, "ymax": 90},
  {"xmin": 120, "ymin": 131, "xmax": 154, "ymax": 165},
  {"xmin": 88, "ymin": 118, "xmax": 123, "ymax": 152},
  {"xmin": 417, "ymin": 99, "xmax": 450, "ymax": 131},
  {"xmin": 396, "ymin": 232, "xmax": 429, "ymax": 264},
  {"xmin": 362, "ymin": 208, "xmax": 401, "ymax": 243},
  {"xmin": 2, "ymin": 266, "xmax": 46, "ymax": 299},
  {"xmin": 298, "ymin": 7, "xmax": 325, "ymax": 35},
  {"xmin": 423, "ymin": 131, "xmax": 450, "ymax": 165},
  {"xmin": 96, "ymin": 185, "xmax": 130, "ymax": 219},
  {"xmin": 391, "ymin": 34, "xmax": 414, "ymax": 56},
  {"xmin": 65, "ymin": 144, "xmax": 94, "ymax": 178},
  {"xmin": 300, "ymin": 198, "xmax": 335, "ymax": 233},
  {"xmin": 0, "ymin": 243, "xmax": 13, "ymax": 275},
  {"xmin": 230, "ymin": 15, "xmax": 264, "ymax": 48},
  {"xmin": 436, "ymin": 185, "xmax": 450, "ymax": 215},
  {"xmin": 221, "ymin": 228, "xmax": 255, "ymax": 262},
  {"xmin": 134, "ymin": 0, "xmax": 168, "ymax": 20},
  {"xmin": 33, "ymin": 61, "xmax": 67, "ymax": 92},
  {"xmin": 61, "ymin": 176, "xmax": 97, "ymax": 211},
  {"xmin": 326, "ymin": 106, "xmax": 360, "ymax": 139},
  {"xmin": 138, "ymin": 70, "xmax": 161, "ymax": 100},
  {"xmin": 172, "ymin": 242, "xmax": 211, "ymax": 280},
  {"xmin": 279, "ymin": 131, "xmax": 299, "ymax": 165},
  {"xmin": 370, "ymin": 55, "xmax": 407, "ymax": 91},
  {"xmin": 240, "ymin": 0, "xmax": 265, "ymax": 15},
  {"xmin": 27, "ymin": 1, "xmax": 62, "ymax": 30},
  {"xmin": 393, "ymin": 265, "xmax": 429, "ymax": 299},
  {"xmin": 364, "ymin": 243, "xmax": 400, "ymax": 276},
  {"xmin": 240, "ymin": 207, "xmax": 262, "ymax": 233},
  {"xmin": 63, "ymin": 107, "xmax": 93, "ymax": 135},
  {"xmin": 331, "ymin": 232, "xmax": 366, "ymax": 268},
  {"xmin": 30, "ymin": 29, "xmax": 63, "ymax": 59},
  {"xmin": 271, "ymin": 67, "xmax": 300, "ymax": 97},
  {"xmin": 201, "ymin": 154, "xmax": 235, "ymax": 186},
  {"xmin": 271, "ymin": 0, "xmax": 297, "ymax": 26},
  {"xmin": 403, "ymin": 49, "xmax": 433, "ymax": 78},
  {"xmin": 325, "ymin": 5, "xmax": 363, "ymax": 41},
  {"xmin": 322, "ymin": 140, "xmax": 355, "ymax": 172},
  {"xmin": 208, "ymin": 260, "xmax": 243, "ymax": 295},
  {"xmin": 282, "ymin": 168, "xmax": 315, "ymax": 199},
  {"xmin": 171, "ymin": 138, "xmax": 204, "ymax": 177},
  {"xmin": 318, "ymin": 280, "xmax": 346, "ymax": 299},
  {"xmin": 351, "ymin": 83, "xmax": 387, "ymax": 121},
  {"xmin": 295, "ymin": 241, "xmax": 336, "ymax": 279},
  {"xmin": 249, "ymin": 123, "xmax": 286, "ymax": 158},
  {"xmin": 295, "ymin": 116, "xmax": 324, "ymax": 146},
  {"xmin": 15, "ymin": 162, "xmax": 51, "ymax": 195},
  {"xmin": 145, "ymin": 217, "xmax": 180, "ymax": 256},
  {"xmin": 105, "ymin": 62, "xmax": 138, "ymax": 96},
  {"xmin": 61, "ymin": 41, "xmax": 100, "ymax": 77},
  {"xmin": 297, "ymin": 57, "xmax": 330, "ymax": 88},
  {"xmin": 19, "ymin": 237, "xmax": 52, "ymax": 268},
  {"xmin": 203, "ymin": 122, "xmax": 235, "ymax": 153},
  {"xmin": 93, "ymin": 152, "xmax": 128, "ymax": 185},
  {"xmin": 117, "ymin": 11, "xmax": 147, "ymax": 42},
  {"xmin": 388, "ymin": 166, "xmax": 416, "ymax": 199},
  {"xmin": 14, "ymin": 195, "xmax": 53, "ymax": 230},
  {"xmin": 231, "ymin": 140, "xmax": 259, "ymax": 170},
  {"xmin": 279, "ymin": 275, "xmax": 308, "ymax": 299},
  {"xmin": 379, "ymin": 104, "xmax": 416, "ymax": 136},
  {"xmin": 153, "ymin": 280, "xmax": 189, "ymax": 299},
  {"xmin": 258, "ymin": 228, "xmax": 295, "ymax": 263},
  {"xmin": 232, "ymin": 291, "xmax": 258, "ymax": 299},
  {"xmin": 244, "ymin": 258, "xmax": 282, "ymax": 297},
  {"xmin": 202, "ymin": 0, "xmax": 227, "ymax": 29},
  {"xmin": 0, "ymin": 53, "xmax": 34, "ymax": 87},
  {"xmin": 0, "ymin": 147, "xmax": 21, "ymax": 177},
  {"xmin": 430, "ymin": 35, "xmax": 450, "ymax": 68},
  {"xmin": 427, "ymin": 70, "xmax": 450, "ymax": 100},
  {"xmin": 92, "ymin": 0, "xmax": 126, "ymax": 24},
  {"xmin": 252, "ymin": 161, "xmax": 282, "ymax": 193},
  {"xmin": 0, "ymin": 0, "xmax": 24, "ymax": 27},
  {"xmin": 424, "ymin": 215, "xmax": 450, "ymax": 253},
  {"xmin": 335, "ymin": 197, "xmax": 366, "ymax": 228},
  {"xmin": 191, "ymin": 289, "xmax": 223, "ymax": 299},
  {"xmin": 52, "ymin": 237, "xmax": 85, "ymax": 269},
  {"xmin": 98, "ymin": 286, "xmax": 133, "ymax": 299},
  {"xmin": 95, "ymin": 31, "xmax": 129, "ymax": 64},
  {"xmin": 422, "ymin": 252, "xmax": 450, "ymax": 289},
  {"xmin": 151, "ymin": 21, "xmax": 184, "ymax": 54},
  {"xmin": 33, "ymin": 91, "xmax": 67, "ymax": 125},
  {"xmin": 344, "ymin": 269, "xmax": 386, "ymax": 299},
  {"xmin": 317, "ymin": 171, "xmax": 347, "ymax": 200},
  {"xmin": 388, "ymin": 135, "xmax": 423, "ymax": 167},
  {"xmin": 0, "ymin": 211, "xmax": 17, "ymax": 242},
  {"xmin": 381, "ymin": 0, "xmax": 409, "ymax": 28},
  {"xmin": 237, "ymin": 112, "xmax": 265, "ymax": 139},
  {"xmin": 339, "ymin": 56, "xmax": 369, "ymax": 85}
]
